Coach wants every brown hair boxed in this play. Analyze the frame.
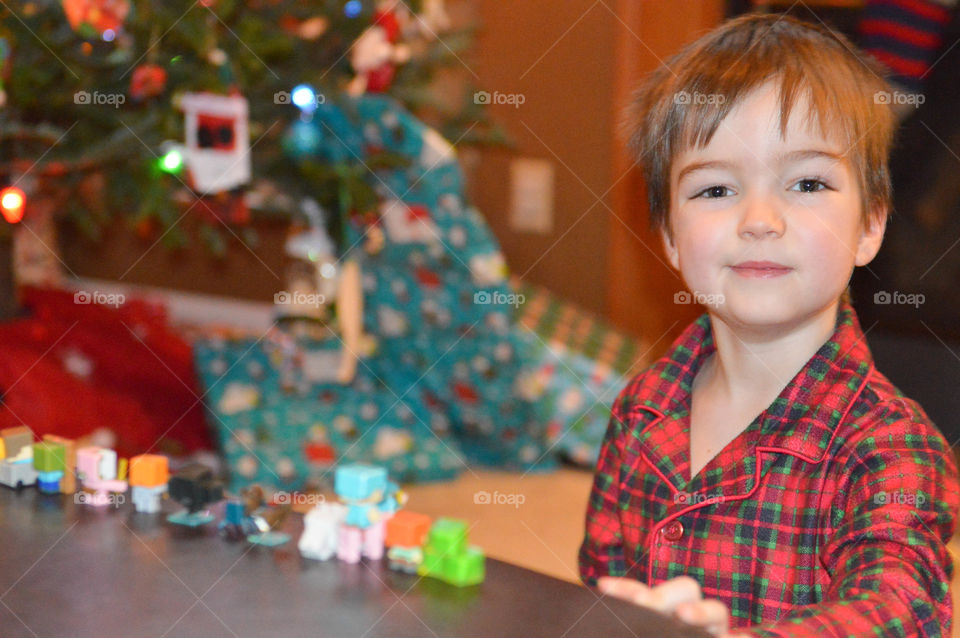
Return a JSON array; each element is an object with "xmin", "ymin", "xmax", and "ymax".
[{"xmin": 624, "ymin": 13, "xmax": 898, "ymax": 241}]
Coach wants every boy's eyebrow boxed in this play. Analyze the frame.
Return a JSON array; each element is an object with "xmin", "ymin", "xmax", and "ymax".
[{"xmin": 676, "ymin": 149, "xmax": 845, "ymax": 184}]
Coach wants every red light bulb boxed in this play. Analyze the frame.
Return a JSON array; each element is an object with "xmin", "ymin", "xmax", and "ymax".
[{"xmin": 0, "ymin": 187, "xmax": 25, "ymax": 224}]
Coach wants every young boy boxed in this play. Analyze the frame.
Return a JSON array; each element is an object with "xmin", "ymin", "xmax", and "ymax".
[{"xmin": 579, "ymin": 13, "xmax": 960, "ymax": 638}]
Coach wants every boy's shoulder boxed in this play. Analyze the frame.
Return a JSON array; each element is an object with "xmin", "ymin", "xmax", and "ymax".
[
  {"xmin": 611, "ymin": 352, "xmax": 952, "ymax": 462},
  {"xmin": 840, "ymin": 366, "xmax": 952, "ymax": 455}
]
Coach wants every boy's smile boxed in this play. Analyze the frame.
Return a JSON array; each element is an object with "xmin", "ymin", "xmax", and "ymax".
[{"xmin": 663, "ymin": 80, "xmax": 886, "ymax": 334}]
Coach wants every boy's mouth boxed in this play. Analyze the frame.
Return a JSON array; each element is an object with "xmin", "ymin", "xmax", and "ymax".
[{"xmin": 731, "ymin": 261, "xmax": 793, "ymax": 278}]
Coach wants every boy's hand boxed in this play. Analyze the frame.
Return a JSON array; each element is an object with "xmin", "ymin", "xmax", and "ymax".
[{"xmin": 598, "ymin": 576, "xmax": 749, "ymax": 638}]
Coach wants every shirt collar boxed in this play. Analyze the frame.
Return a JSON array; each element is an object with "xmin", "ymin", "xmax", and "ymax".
[{"xmin": 629, "ymin": 298, "xmax": 875, "ymax": 491}]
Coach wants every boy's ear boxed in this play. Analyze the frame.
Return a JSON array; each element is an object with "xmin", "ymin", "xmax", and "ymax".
[
  {"xmin": 661, "ymin": 226, "xmax": 680, "ymax": 270},
  {"xmin": 855, "ymin": 207, "xmax": 887, "ymax": 267}
]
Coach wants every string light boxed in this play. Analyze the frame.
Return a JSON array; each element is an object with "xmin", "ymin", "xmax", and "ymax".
[
  {"xmin": 0, "ymin": 186, "xmax": 26, "ymax": 223},
  {"xmin": 159, "ymin": 146, "xmax": 184, "ymax": 173}
]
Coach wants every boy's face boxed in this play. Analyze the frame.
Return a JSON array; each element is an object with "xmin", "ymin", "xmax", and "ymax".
[{"xmin": 663, "ymin": 81, "xmax": 886, "ymax": 331}]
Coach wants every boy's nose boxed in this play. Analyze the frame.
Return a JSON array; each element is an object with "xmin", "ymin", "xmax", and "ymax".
[{"xmin": 737, "ymin": 194, "xmax": 785, "ymax": 239}]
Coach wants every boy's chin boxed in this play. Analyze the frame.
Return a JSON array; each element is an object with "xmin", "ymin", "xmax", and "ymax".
[{"xmin": 708, "ymin": 292, "xmax": 817, "ymax": 331}]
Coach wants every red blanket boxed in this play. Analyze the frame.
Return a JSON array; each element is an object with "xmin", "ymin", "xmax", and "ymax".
[{"xmin": 0, "ymin": 287, "xmax": 214, "ymax": 457}]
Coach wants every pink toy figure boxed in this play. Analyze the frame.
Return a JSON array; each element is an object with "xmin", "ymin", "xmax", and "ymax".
[
  {"xmin": 333, "ymin": 464, "xmax": 404, "ymax": 564},
  {"xmin": 337, "ymin": 519, "xmax": 387, "ymax": 563},
  {"xmin": 76, "ymin": 446, "xmax": 128, "ymax": 507}
]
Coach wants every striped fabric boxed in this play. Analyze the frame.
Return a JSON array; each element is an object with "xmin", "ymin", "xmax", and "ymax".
[
  {"xmin": 579, "ymin": 298, "xmax": 960, "ymax": 635},
  {"xmin": 859, "ymin": 0, "xmax": 958, "ymax": 90}
]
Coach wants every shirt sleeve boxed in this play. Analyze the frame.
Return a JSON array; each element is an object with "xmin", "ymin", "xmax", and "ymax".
[
  {"xmin": 578, "ymin": 384, "xmax": 633, "ymax": 587},
  {"xmin": 747, "ymin": 406, "xmax": 960, "ymax": 637}
]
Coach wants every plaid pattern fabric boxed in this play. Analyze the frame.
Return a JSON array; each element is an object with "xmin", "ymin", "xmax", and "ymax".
[{"xmin": 579, "ymin": 299, "xmax": 960, "ymax": 635}]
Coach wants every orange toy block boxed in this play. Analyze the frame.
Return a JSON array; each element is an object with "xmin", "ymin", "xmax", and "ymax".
[
  {"xmin": 385, "ymin": 511, "xmax": 432, "ymax": 548},
  {"xmin": 129, "ymin": 454, "xmax": 169, "ymax": 488}
]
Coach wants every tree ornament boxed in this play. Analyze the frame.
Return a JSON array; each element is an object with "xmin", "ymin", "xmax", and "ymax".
[
  {"xmin": 61, "ymin": 0, "xmax": 130, "ymax": 34},
  {"xmin": 129, "ymin": 64, "xmax": 166, "ymax": 101},
  {"xmin": 178, "ymin": 92, "xmax": 251, "ymax": 195}
]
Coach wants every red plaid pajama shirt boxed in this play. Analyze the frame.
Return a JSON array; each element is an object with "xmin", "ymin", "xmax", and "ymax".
[{"xmin": 579, "ymin": 299, "xmax": 960, "ymax": 636}]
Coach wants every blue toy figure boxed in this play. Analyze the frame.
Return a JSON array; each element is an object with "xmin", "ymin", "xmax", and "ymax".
[{"xmin": 334, "ymin": 463, "xmax": 404, "ymax": 563}]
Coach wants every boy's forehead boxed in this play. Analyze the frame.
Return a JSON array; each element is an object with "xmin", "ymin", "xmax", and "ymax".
[{"xmin": 673, "ymin": 82, "xmax": 847, "ymax": 174}]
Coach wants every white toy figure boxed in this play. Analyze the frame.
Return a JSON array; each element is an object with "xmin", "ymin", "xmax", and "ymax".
[{"xmin": 298, "ymin": 501, "xmax": 348, "ymax": 561}]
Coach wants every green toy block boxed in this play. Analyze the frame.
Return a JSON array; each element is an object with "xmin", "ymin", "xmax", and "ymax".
[
  {"xmin": 417, "ymin": 518, "xmax": 485, "ymax": 587},
  {"xmin": 424, "ymin": 517, "xmax": 467, "ymax": 555},
  {"xmin": 419, "ymin": 547, "xmax": 445, "ymax": 576},
  {"xmin": 32, "ymin": 442, "xmax": 66, "ymax": 473},
  {"xmin": 444, "ymin": 546, "xmax": 485, "ymax": 587}
]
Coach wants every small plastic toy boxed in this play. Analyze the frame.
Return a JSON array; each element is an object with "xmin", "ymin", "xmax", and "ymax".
[
  {"xmin": 167, "ymin": 463, "xmax": 224, "ymax": 526},
  {"xmin": 32, "ymin": 441, "xmax": 66, "ymax": 494},
  {"xmin": 42, "ymin": 434, "xmax": 77, "ymax": 493},
  {"xmin": 298, "ymin": 501, "xmax": 347, "ymax": 561},
  {"xmin": 334, "ymin": 463, "xmax": 404, "ymax": 563},
  {"xmin": 418, "ymin": 518, "xmax": 485, "ymax": 587},
  {"xmin": 385, "ymin": 510, "xmax": 432, "ymax": 573},
  {"xmin": 76, "ymin": 446, "xmax": 128, "ymax": 506},
  {"xmin": 218, "ymin": 485, "xmax": 292, "ymax": 546},
  {"xmin": 0, "ymin": 426, "xmax": 39, "ymax": 490},
  {"xmin": 129, "ymin": 454, "xmax": 170, "ymax": 513}
]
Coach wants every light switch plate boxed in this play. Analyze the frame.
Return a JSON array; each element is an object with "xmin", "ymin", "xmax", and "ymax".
[{"xmin": 509, "ymin": 158, "xmax": 554, "ymax": 234}]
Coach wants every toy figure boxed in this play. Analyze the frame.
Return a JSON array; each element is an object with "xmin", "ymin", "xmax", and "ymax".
[
  {"xmin": 385, "ymin": 510, "xmax": 432, "ymax": 573},
  {"xmin": 334, "ymin": 464, "xmax": 405, "ymax": 563},
  {"xmin": 0, "ymin": 426, "xmax": 39, "ymax": 490},
  {"xmin": 298, "ymin": 501, "xmax": 348, "ymax": 561},
  {"xmin": 76, "ymin": 446, "xmax": 128, "ymax": 506},
  {"xmin": 166, "ymin": 463, "xmax": 224, "ymax": 526},
  {"xmin": 129, "ymin": 454, "xmax": 169, "ymax": 513},
  {"xmin": 218, "ymin": 485, "xmax": 292, "ymax": 546},
  {"xmin": 42, "ymin": 434, "xmax": 77, "ymax": 493},
  {"xmin": 32, "ymin": 441, "xmax": 66, "ymax": 494}
]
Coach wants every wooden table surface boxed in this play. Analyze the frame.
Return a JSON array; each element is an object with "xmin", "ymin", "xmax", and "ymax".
[{"xmin": 0, "ymin": 488, "xmax": 709, "ymax": 638}]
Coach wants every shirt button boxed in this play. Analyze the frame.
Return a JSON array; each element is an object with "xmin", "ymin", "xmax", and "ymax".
[{"xmin": 662, "ymin": 520, "xmax": 684, "ymax": 541}]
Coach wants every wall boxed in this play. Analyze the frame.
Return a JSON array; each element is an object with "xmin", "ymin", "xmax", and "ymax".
[{"xmin": 463, "ymin": 1, "xmax": 616, "ymax": 317}]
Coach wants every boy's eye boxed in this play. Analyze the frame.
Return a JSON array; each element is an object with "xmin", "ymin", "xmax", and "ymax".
[
  {"xmin": 791, "ymin": 178, "xmax": 829, "ymax": 193},
  {"xmin": 694, "ymin": 185, "xmax": 731, "ymax": 199}
]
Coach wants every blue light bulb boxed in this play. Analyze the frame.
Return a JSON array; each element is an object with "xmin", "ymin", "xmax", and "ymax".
[
  {"xmin": 344, "ymin": 1, "xmax": 362, "ymax": 18},
  {"xmin": 291, "ymin": 84, "xmax": 316, "ymax": 112}
]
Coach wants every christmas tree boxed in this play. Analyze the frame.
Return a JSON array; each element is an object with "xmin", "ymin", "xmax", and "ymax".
[{"xmin": 0, "ymin": 0, "xmax": 505, "ymax": 316}]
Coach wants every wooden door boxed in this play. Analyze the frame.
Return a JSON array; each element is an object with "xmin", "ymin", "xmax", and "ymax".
[{"xmin": 608, "ymin": 1, "xmax": 726, "ymax": 352}]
